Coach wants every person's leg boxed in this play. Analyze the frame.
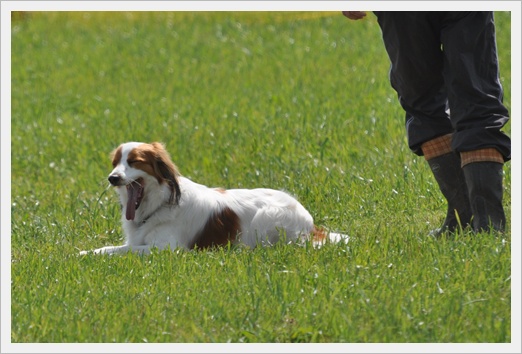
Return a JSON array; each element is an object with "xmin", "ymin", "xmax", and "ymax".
[
  {"xmin": 374, "ymin": 12, "xmax": 472, "ymax": 234},
  {"xmin": 374, "ymin": 12, "xmax": 453, "ymax": 155},
  {"xmin": 441, "ymin": 12, "xmax": 511, "ymax": 159},
  {"xmin": 441, "ymin": 12, "xmax": 510, "ymax": 232}
]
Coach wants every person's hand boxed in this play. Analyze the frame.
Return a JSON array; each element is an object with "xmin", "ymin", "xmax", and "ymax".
[{"xmin": 342, "ymin": 11, "xmax": 367, "ymax": 20}]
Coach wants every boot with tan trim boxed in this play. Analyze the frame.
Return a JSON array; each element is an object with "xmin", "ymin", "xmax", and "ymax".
[
  {"xmin": 461, "ymin": 149, "xmax": 506, "ymax": 233},
  {"xmin": 427, "ymin": 152, "xmax": 473, "ymax": 236},
  {"xmin": 462, "ymin": 161, "xmax": 506, "ymax": 233},
  {"xmin": 422, "ymin": 134, "xmax": 472, "ymax": 237}
]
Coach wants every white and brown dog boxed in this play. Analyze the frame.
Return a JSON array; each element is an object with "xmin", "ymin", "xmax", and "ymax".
[{"xmin": 80, "ymin": 142, "xmax": 346, "ymax": 255}]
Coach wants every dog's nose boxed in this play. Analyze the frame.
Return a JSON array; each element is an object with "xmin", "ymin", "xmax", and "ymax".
[{"xmin": 108, "ymin": 175, "xmax": 121, "ymax": 186}]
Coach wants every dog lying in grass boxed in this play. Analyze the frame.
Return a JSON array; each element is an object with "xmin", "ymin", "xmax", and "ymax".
[{"xmin": 80, "ymin": 142, "xmax": 347, "ymax": 255}]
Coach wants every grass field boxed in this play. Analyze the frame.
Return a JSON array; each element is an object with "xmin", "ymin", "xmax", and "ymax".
[{"xmin": 8, "ymin": 11, "xmax": 513, "ymax": 346}]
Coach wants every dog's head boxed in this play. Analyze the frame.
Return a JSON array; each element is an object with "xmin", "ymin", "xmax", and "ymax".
[{"xmin": 108, "ymin": 142, "xmax": 181, "ymax": 220}]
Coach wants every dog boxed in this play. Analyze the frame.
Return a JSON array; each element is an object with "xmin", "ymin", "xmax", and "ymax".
[{"xmin": 80, "ymin": 142, "xmax": 347, "ymax": 255}]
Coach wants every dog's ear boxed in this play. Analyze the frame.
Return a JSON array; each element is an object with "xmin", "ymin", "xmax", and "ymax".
[{"xmin": 151, "ymin": 142, "xmax": 181, "ymax": 205}]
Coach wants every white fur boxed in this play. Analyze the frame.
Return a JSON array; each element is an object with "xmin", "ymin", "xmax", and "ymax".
[{"xmin": 80, "ymin": 142, "xmax": 347, "ymax": 255}]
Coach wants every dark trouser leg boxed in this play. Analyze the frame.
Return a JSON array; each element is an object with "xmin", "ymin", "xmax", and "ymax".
[
  {"xmin": 441, "ymin": 12, "xmax": 511, "ymax": 160},
  {"xmin": 440, "ymin": 12, "xmax": 510, "ymax": 233},
  {"xmin": 375, "ymin": 13, "xmax": 471, "ymax": 235},
  {"xmin": 374, "ymin": 12, "xmax": 454, "ymax": 155}
]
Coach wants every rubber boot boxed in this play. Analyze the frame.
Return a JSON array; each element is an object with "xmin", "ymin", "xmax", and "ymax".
[
  {"xmin": 462, "ymin": 162, "xmax": 506, "ymax": 233},
  {"xmin": 427, "ymin": 152, "xmax": 472, "ymax": 236}
]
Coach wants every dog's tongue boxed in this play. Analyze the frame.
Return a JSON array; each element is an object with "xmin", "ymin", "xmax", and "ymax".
[{"xmin": 126, "ymin": 183, "xmax": 140, "ymax": 220}]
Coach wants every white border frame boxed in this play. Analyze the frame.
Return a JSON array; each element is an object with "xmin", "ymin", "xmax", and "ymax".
[{"xmin": 2, "ymin": 2, "xmax": 520, "ymax": 353}]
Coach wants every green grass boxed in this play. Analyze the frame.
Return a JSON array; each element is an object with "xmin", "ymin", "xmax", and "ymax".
[{"xmin": 10, "ymin": 12, "xmax": 512, "ymax": 344}]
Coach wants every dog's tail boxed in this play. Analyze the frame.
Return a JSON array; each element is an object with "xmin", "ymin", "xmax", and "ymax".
[{"xmin": 311, "ymin": 226, "xmax": 349, "ymax": 248}]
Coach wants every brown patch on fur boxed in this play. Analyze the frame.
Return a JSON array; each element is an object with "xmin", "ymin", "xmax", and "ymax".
[
  {"xmin": 111, "ymin": 146, "xmax": 123, "ymax": 167},
  {"xmin": 214, "ymin": 188, "xmax": 226, "ymax": 194},
  {"xmin": 311, "ymin": 225, "xmax": 328, "ymax": 243},
  {"xmin": 189, "ymin": 207, "xmax": 241, "ymax": 249},
  {"xmin": 127, "ymin": 142, "xmax": 182, "ymax": 205}
]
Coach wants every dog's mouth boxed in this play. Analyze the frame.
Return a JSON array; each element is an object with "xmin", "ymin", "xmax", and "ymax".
[{"xmin": 126, "ymin": 178, "xmax": 144, "ymax": 221}]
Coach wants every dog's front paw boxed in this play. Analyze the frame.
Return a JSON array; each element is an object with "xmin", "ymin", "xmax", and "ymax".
[{"xmin": 79, "ymin": 248, "xmax": 105, "ymax": 256}]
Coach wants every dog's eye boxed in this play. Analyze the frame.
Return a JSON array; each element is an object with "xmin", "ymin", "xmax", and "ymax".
[{"xmin": 127, "ymin": 159, "xmax": 144, "ymax": 166}]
